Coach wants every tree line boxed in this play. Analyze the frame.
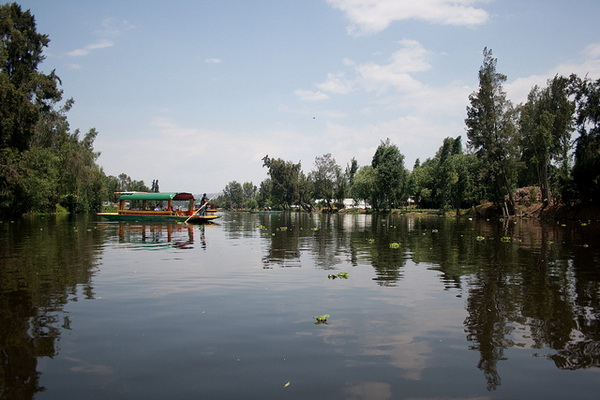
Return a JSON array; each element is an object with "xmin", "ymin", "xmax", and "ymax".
[
  {"xmin": 0, "ymin": 3, "xmax": 157, "ymax": 218},
  {"xmin": 2, "ymin": 4, "xmax": 598, "ymax": 218},
  {"xmin": 219, "ymin": 50, "xmax": 599, "ymax": 216}
]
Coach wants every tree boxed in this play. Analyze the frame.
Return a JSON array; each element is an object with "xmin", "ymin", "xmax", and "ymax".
[
  {"xmin": 0, "ymin": 4, "xmax": 113, "ymax": 216},
  {"xmin": 0, "ymin": 3, "xmax": 62, "ymax": 152},
  {"xmin": 519, "ymin": 75, "xmax": 574, "ymax": 206},
  {"xmin": 309, "ymin": 153, "xmax": 341, "ymax": 211},
  {"xmin": 345, "ymin": 157, "xmax": 359, "ymax": 197},
  {"xmin": 256, "ymin": 178, "xmax": 273, "ymax": 209},
  {"xmin": 242, "ymin": 181, "xmax": 257, "ymax": 209},
  {"xmin": 222, "ymin": 181, "xmax": 244, "ymax": 209},
  {"xmin": 570, "ymin": 75, "xmax": 600, "ymax": 203},
  {"xmin": 409, "ymin": 157, "xmax": 437, "ymax": 208},
  {"xmin": 58, "ymin": 128, "xmax": 105, "ymax": 212},
  {"xmin": 446, "ymin": 152, "xmax": 482, "ymax": 212},
  {"xmin": 262, "ymin": 155, "xmax": 302, "ymax": 209},
  {"xmin": 371, "ymin": 138, "xmax": 407, "ymax": 210},
  {"xmin": 465, "ymin": 48, "xmax": 520, "ymax": 216},
  {"xmin": 351, "ymin": 165, "xmax": 375, "ymax": 206}
]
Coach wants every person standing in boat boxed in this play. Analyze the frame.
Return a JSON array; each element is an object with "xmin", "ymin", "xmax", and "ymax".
[{"xmin": 200, "ymin": 193, "xmax": 208, "ymax": 215}]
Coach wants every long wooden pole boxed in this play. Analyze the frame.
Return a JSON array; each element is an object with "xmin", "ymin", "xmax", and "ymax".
[{"xmin": 184, "ymin": 191, "xmax": 221, "ymax": 223}]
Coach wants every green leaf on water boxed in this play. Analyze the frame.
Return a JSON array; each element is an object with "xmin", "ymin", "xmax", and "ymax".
[
  {"xmin": 315, "ymin": 314, "xmax": 330, "ymax": 324},
  {"xmin": 389, "ymin": 242, "xmax": 400, "ymax": 248},
  {"xmin": 328, "ymin": 272, "xmax": 349, "ymax": 279}
]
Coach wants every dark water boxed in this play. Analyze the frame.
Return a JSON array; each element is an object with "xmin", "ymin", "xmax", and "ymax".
[{"xmin": 1, "ymin": 212, "xmax": 599, "ymax": 399}]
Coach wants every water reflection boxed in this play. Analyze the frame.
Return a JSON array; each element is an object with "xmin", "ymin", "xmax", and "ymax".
[
  {"xmin": 111, "ymin": 222, "xmax": 201, "ymax": 250},
  {"xmin": 0, "ymin": 213, "xmax": 599, "ymax": 399},
  {"xmin": 221, "ymin": 212, "xmax": 600, "ymax": 385},
  {"xmin": 0, "ymin": 215, "xmax": 105, "ymax": 399}
]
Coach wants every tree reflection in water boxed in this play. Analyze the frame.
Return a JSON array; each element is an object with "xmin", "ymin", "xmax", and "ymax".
[{"xmin": 1, "ymin": 213, "xmax": 599, "ymax": 398}]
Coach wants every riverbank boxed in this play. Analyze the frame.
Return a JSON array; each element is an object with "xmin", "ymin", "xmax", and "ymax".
[
  {"xmin": 469, "ymin": 201, "xmax": 600, "ymax": 220},
  {"xmin": 339, "ymin": 202, "xmax": 600, "ymax": 220}
]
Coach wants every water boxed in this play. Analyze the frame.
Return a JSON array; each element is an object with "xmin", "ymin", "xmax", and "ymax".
[{"xmin": 1, "ymin": 212, "xmax": 599, "ymax": 399}]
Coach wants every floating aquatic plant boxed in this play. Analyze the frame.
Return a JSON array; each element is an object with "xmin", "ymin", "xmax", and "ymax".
[
  {"xmin": 328, "ymin": 272, "xmax": 349, "ymax": 279},
  {"xmin": 431, "ymin": 229, "xmax": 439, "ymax": 233},
  {"xmin": 315, "ymin": 314, "xmax": 330, "ymax": 324},
  {"xmin": 476, "ymin": 236, "xmax": 485, "ymax": 241},
  {"xmin": 500, "ymin": 236, "xmax": 511, "ymax": 242},
  {"xmin": 389, "ymin": 242, "xmax": 400, "ymax": 248},
  {"xmin": 367, "ymin": 238, "xmax": 375, "ymax": 244}
]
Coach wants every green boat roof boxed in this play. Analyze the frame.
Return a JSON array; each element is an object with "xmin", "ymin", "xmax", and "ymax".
[{"xmin": 117, "ymin": 192, "xmax": 194, "ymax": 201}]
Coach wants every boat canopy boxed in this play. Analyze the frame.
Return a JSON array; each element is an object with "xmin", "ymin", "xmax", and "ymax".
[{"xmin": 117, "ymin": 192, "xmax": 194, "ymax": 201}]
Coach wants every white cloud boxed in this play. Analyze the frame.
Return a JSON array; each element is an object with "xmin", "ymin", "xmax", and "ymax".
[
  {"xmin": 357, "ymin": 39, "xmax": 431, "ymax": 93},
  {"xmin": 67, "ymin": 18, "xmax": 134, "ymax": 57},
  {"xmin": 298, "ymin": 39, "xmax": 431, "ymax": 99},
  {"xmin": 294, "ymin": 89, "xmax": 330, "ymax": 101},
  {"xmin": 327, "ymin": 0, "xmax": 490, "ymax": 36},
  {"xmin": 316, "ymin": 72, "xmax": 355, "ymax": 94},
  {"xmin": 67, "ymin": 39, "xmax": 114, "ymax": 57},
  {"xmin": 205, "ymin": 58, "xmax": 222, "ymax": 64}
]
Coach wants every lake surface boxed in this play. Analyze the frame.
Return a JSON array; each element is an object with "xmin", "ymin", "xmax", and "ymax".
[{"xmin": 1, "ymin": 212, "xmax": 599, "ymax": 399}]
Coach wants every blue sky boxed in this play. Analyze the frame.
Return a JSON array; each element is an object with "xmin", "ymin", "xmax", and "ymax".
[{"xmin": 19, "ymin": 0, "xmax": 600, "ymax": 193}]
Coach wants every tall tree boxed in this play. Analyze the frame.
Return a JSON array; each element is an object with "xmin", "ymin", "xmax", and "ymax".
[
  {"xmin": 570, "ymin": 75, "xmax": 600, "ymax": 203},
  {"xmin": 222, "ymin": 181, "xmax": 244, "ymax": 209},
  {"xmin": 262, "ymin": 155, "xmax": 302, "ymax": 209},
  {"xmin": 0, "ymin": 3, "xmax": 62, "ymax": 152},
  {"xmin": 465, "ymin": 48, "xmax": 520, "ymax": 216},
  {"xmin": 345, "ymin": 157, "xmax": 359, "ymax": 198},
  {"xmin": 351, "ymin": 165, "xmax": 375, "ymax": 206},
  {"xmin": 371, "ymin": 138, "xmax": 407, "ymax": 210},
  {"xmin": 309, "ymin": 153, "xmax": 341, "ymax": 211},
  {"xmin": 519, "ymin": 75, "xmax": 574, "ymax": 206},
  {"xmin": 1, "ymin": 3, "xmax": 107, "ymax": 215},
  {"xmin": 256, "ymin": 178, "xmax": 273, "ymax": 209}
]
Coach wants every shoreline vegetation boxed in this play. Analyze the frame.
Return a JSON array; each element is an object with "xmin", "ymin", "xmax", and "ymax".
[{"xmin": 2, "ymin": 5, "xmax": 599, "ymax": 221}]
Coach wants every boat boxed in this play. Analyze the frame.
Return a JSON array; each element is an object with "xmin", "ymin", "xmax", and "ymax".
[{"xmin": 97, "ymin": 192, "xmax": 220, "ymax": 223}]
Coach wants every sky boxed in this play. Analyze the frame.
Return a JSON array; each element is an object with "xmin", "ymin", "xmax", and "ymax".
[{"xmin": 17, "ymin": 0, "xmax": 600, "ymax": 194}]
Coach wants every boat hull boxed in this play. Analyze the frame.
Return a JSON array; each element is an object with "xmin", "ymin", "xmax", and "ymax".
[{"xmin": 97, "ymin": 213, "xmax": 219, "ymax": 223}]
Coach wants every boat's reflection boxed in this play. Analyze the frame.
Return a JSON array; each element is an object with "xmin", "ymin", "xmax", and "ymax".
[{"xmin": 114, "ymin": 223, "xmax": 211, "ymax": 250}]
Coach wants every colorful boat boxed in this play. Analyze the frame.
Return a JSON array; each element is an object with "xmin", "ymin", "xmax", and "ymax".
[{"xmin": 97, "ymin": 192, "xmax": 220, "ymax": 223}]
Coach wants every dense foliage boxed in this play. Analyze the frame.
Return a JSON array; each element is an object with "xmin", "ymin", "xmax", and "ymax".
[{"xmin": 0, "ymin": 3, "xmax": 151, "ymax": 217}]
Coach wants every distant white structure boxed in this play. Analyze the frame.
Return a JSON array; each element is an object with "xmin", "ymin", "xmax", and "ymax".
[{"xmin": 342, "ymin": 198, "xmax": 369, "ymax": 209}]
